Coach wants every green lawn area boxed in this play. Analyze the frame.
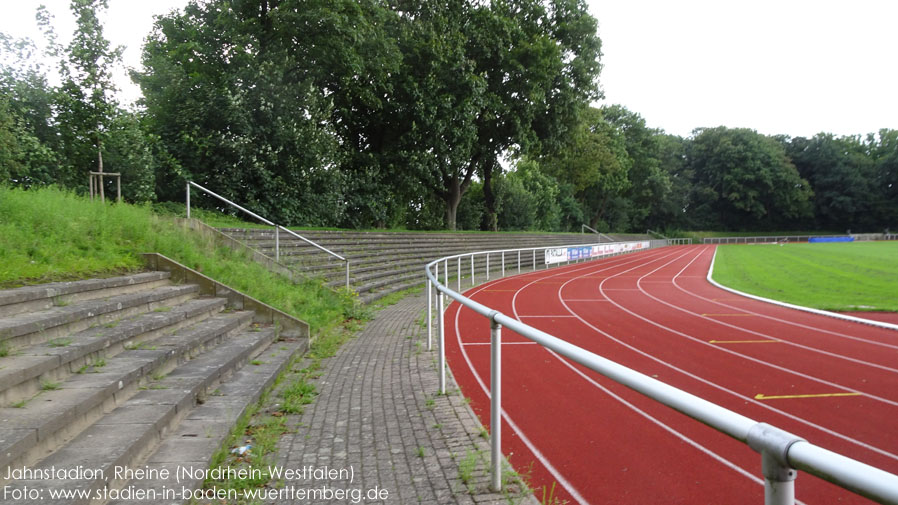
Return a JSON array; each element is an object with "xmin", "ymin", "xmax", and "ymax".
[
  {"xmin": 712, "ymin": 242, "xmax": 898, "ymax": 312},
  {"xmin": 0, "ymin": 186, "xmax": 358, "ymax": 333}
]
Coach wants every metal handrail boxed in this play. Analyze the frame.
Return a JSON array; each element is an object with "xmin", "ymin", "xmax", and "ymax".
[
  {"xmin": 186, "ymin": 181, "xmax": 350, "ymax": 289},
  {"xmin": 581, "ymin": 224, "xmax": 600, "ymax": 234},
  {"xmin": 647, "ymin": 228, "xmax": 668, "ymax": 239},
  {"xmin": 423, "ymin": 241, "xmax": 898, "ymax": 504}
]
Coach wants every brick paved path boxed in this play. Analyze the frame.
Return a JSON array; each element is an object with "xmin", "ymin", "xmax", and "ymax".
[{"xmin": 274, "ymin": 292, "xmax": 535, "ymax": 505}]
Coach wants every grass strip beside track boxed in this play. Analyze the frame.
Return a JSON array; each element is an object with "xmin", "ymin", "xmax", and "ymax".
[{"xmin": 712, "ymin": 242, "xmax": 898, "ymax": 312}]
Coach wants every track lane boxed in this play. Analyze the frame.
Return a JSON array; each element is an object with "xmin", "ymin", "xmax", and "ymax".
[
  {"xmin": 568, "ymin": 247, "xmax": 898, "ymax": 466},
  {"xmin": 445, "ymin": 245, "xmax": 897, "ymax": 504},
  {"xmin": 449, "ymin": 251, "xmax": 767, "ymax": 505}
]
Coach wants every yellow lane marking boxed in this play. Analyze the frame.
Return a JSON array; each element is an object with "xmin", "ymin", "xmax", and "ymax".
[
  {"xmin": 702, "ymin": 313, "xmax": 755, "ymax": 317},
  {"xmin": 754, "ymin": 392, "xmax": 862, "ymax": 400},
  {"xmin": 709, "ymin": 339, "xmax": 780, "ymax": 344}
]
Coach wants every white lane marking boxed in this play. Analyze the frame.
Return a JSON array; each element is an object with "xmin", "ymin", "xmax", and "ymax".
[{"xmin": 553, "ymin": 247, "xmax": 898, "ymax": 462}]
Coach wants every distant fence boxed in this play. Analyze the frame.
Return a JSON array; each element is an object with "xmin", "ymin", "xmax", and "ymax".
[{"xmin": 704, "ymin": 233, "xmax": 894, "ymax": 244}]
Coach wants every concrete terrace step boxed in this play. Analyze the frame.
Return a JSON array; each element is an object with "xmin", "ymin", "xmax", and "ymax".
[
  {"xmin": 281, "ymin": 239, "xmax": 568, "ymax": 274},
  {"xmin": 0, "ymin": 265, "xmax": 310, "ymax": 505},
  {"xmin": 0, "ymin": 284, "xmax": 200, "ymax": 351},
  {"xmin": 0, "ymin": 296, "xmax": 230, "ymax": 406},
  {"xmin": 0, "ymin": 308, "xmax": 256, "ymax": 474},
  {"xmin": 107, "ymin": 337, "xmax": 306, "ymax": 505},
  {"xmin": 246, "ymin": 234, "xmax": 581, "ymax": 257},
  {"xmin": 0, "ymin": 272, "xmax": 171, "ymax": 319},
  {"xmin": 215, "ymin": 226, "xmax": 615, "ymax": 303},
  {"xmin": 4, "ymin": 326, "xmax": 286, "ymax": 505}
]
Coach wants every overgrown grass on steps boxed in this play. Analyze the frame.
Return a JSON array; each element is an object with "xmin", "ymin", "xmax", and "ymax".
[{"xmin": 0, "ymin": 186, "xmax": 358, "ymax": 333}]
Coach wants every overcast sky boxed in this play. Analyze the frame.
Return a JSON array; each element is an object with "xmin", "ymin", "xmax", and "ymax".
[{"xmin": 2, "ymin": 0, "xmax": 897, "ymax": 139}]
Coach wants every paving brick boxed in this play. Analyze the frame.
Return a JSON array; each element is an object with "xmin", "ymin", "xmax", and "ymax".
[{"xmin": 273, "ymin": 293, "xmax": 536, "ymax": 505}]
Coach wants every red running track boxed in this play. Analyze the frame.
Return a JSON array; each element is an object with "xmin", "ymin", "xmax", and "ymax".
[{"xmin": 444, "ymin": 245, "xmax": 898, "ymax": 505}]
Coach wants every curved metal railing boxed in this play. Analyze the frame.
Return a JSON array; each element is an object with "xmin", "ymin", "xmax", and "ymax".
[{"xmin": 424, "ymin": 240, "xmax": 898, "ymax": 504}]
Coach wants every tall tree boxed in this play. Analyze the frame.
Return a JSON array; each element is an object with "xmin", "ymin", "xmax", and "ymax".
[
  {"xmin": 871, "ymin": 129, "xmax": 898, "ymax": 228},
  {"xmin": 388, "ymin": 0, "xmax": 482, "ymax": 231},
  {"xmin": 784, "ymin": 133, "xmax": 878, "ymax": 231},
  {"xmin": 0, "ymin": 33, "xmax": 60, "ymax": 187},
  {"xmin": 474, "ymin": 0, "xmax": 603, "ymax": 230},
  {"xmin": 138, "ymin": 0, "xmax": 353, "ymax": 223},
  {"xmin": 540, "ymin": 107, "xmax": 630, "ymax": 230},
  {"xmin": 51, "ymin": 0, "xmax": 123, "ymax": 191},
  {"xmin": 601, "ymin": 105, "xmax": 670, "ymax": 231},
  {"xmin": 688, "ymin": 127, "xmax": 813, "ymax": 230}
]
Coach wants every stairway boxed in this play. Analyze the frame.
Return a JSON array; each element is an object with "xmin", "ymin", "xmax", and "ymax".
[
  {"xmin": 216, "ymin": 228, "xmax": 650, "ymax": 304},
  {"xmin": 0, "ymin": 267, "xmax": 308, "ymax": 504}
]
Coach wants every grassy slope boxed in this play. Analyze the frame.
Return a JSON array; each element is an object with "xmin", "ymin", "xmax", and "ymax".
[
  {"xmin": 0, "ymin": 186, "xmax": 355, "ymax": 333},
  {"xmin": 712, "ymin": 242, "xmax": 898, "ymax": 312}
]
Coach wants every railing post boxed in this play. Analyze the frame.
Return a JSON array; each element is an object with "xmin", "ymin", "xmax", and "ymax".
[
  {"xmin": 533, "ymin": 249, "xmax": 536, "ymax": 271},
  {"xmin": 275, "ymin": 226, "xmax": 280, "ymax": 263},
  {"xmin": 748, "ymin": 423, "xmax": 802, "ymax": 505},
  {"xmin": 438, "ymin": 287, "xmax": 446, "ymax": 395},
  {"xmin": 457, "ymin": 257, "xmax": 461, "ymax": 292},
  {"xmin": 345, "ymin": 261, "xmax": 350, "ymax": 290},
  {"xmin": 501, "ymin": 251, "xmax": 505, "ymax": 277},
  {"xmin": 490, "ymin": 316, "xmax": 502, "ymax": 492},
  {"xmin": 486, "ymin": 253, "xmax": 490, "ymax": 281},
  {"xmin": 427, "ymin": 276, "xmax": 432, "ymax": 352},
  {"xmin": 471, "ymin": 255, "xmax": 475, "ymax": 286},
  {"xmin": 443, "ymin": 259, "xmax": 448, "ymax": 289},
  {"xmin": 517, "ymin": 250, "xmax": 521, "ymax": 275},
  {"xmin": 186, "ymin": 182, "xmax": 191, "ymax": 219}
]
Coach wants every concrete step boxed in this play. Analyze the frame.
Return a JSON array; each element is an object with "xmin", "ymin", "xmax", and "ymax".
[
  {"xmin": 3, "ymin": 325, "xmax": 284, "ymax": 504},
  {"xmin": 106, "ymin": 337, "xmax": 306, "ymax": 505},
  {"xmin": 249, "ymin": 235, "xmax": 580, "ymax": 261},
  {"xmin": 0, "ymin": 284, "xmax": 200, "ymax": 352},
  {"xmin": 0, "ymin": 296, "xmax": 230, "ymax": 406},
  {"xmin": 0, "ymin": 309, "xmax": 256, "ymax": 475},
  {"xmin": 214, "ymin": 226, "xmax": 623, "ymax": 304},
  {"xmin": 0, "ymin": 272, "xmax": 171, "ymax": 319}
]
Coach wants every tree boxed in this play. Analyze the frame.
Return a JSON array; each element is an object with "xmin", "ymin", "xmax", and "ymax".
[
  {"xmin": 0, "ymin": 33, "xmax": 61, "ymax": 187},
  {"xmin": 688, "ymin": 127, "xmax": 813, "ymax": 230},
  {"xmin": 473, "ymin": 0, "xmax": 603, "ymax": 230},
  {"xmin": 870, "ymin": 129, "xmax": 898, "ymax": 227},
  {"xmin": 51, "ymin": 0, "xmax": 123, "ymax": 191},
  {"xmin": 785, "ymin": 133, "xmax": 880, "ymax": 231},
  {"xmin": 138, "ymin": 0, "xmax": 349, "ymax": 223},
  {"xmin": 653, "ymin": 134, "xmax": 691, "ymax": 230},
  {"xmin": 540, "ymin": 107, "xmax": 630, "ymax": 230},
  {"xmin": 388, "ymin": 0, "xmax": 482, "ymax": 231},
  {"xmin": 600, "ymin": 105, "xmax": 671, "ymax": 231}
]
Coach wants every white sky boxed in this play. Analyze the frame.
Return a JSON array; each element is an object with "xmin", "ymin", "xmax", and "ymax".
[{"xmin": 2, "ymin": 0, "xmax": 897, "ymax": 139}]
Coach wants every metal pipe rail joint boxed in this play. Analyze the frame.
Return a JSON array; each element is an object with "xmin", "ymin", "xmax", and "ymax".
[
  {"xmin": 186, "ymin": 181, "xmax": 350, "ymax": 289},
  {"xmin": 424, "ymin": 241, "xmax": 898, "ymax": 505}
]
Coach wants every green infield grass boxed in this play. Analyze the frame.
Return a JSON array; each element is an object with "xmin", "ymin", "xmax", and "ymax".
[{"xmin": 711, "ymin": 242, "xmax": 898, "ymax": 312}]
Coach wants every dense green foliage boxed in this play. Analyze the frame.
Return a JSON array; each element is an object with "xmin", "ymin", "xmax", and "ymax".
[
  {"xmin": 2, "ymin": 0, "xmax": 896, "ymax": 233},
  {"xmin": 712, "ymin": 242, "xmax": 898, "ymax": 312},
  {"xmin": 0, "ymin": 186, "xmax": 355, "ymax": 332}
]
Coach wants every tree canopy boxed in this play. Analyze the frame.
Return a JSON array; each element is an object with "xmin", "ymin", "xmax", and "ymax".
[{"xmin": 2, "ymin": 0, "xmax": 895, "ymax": 234}]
